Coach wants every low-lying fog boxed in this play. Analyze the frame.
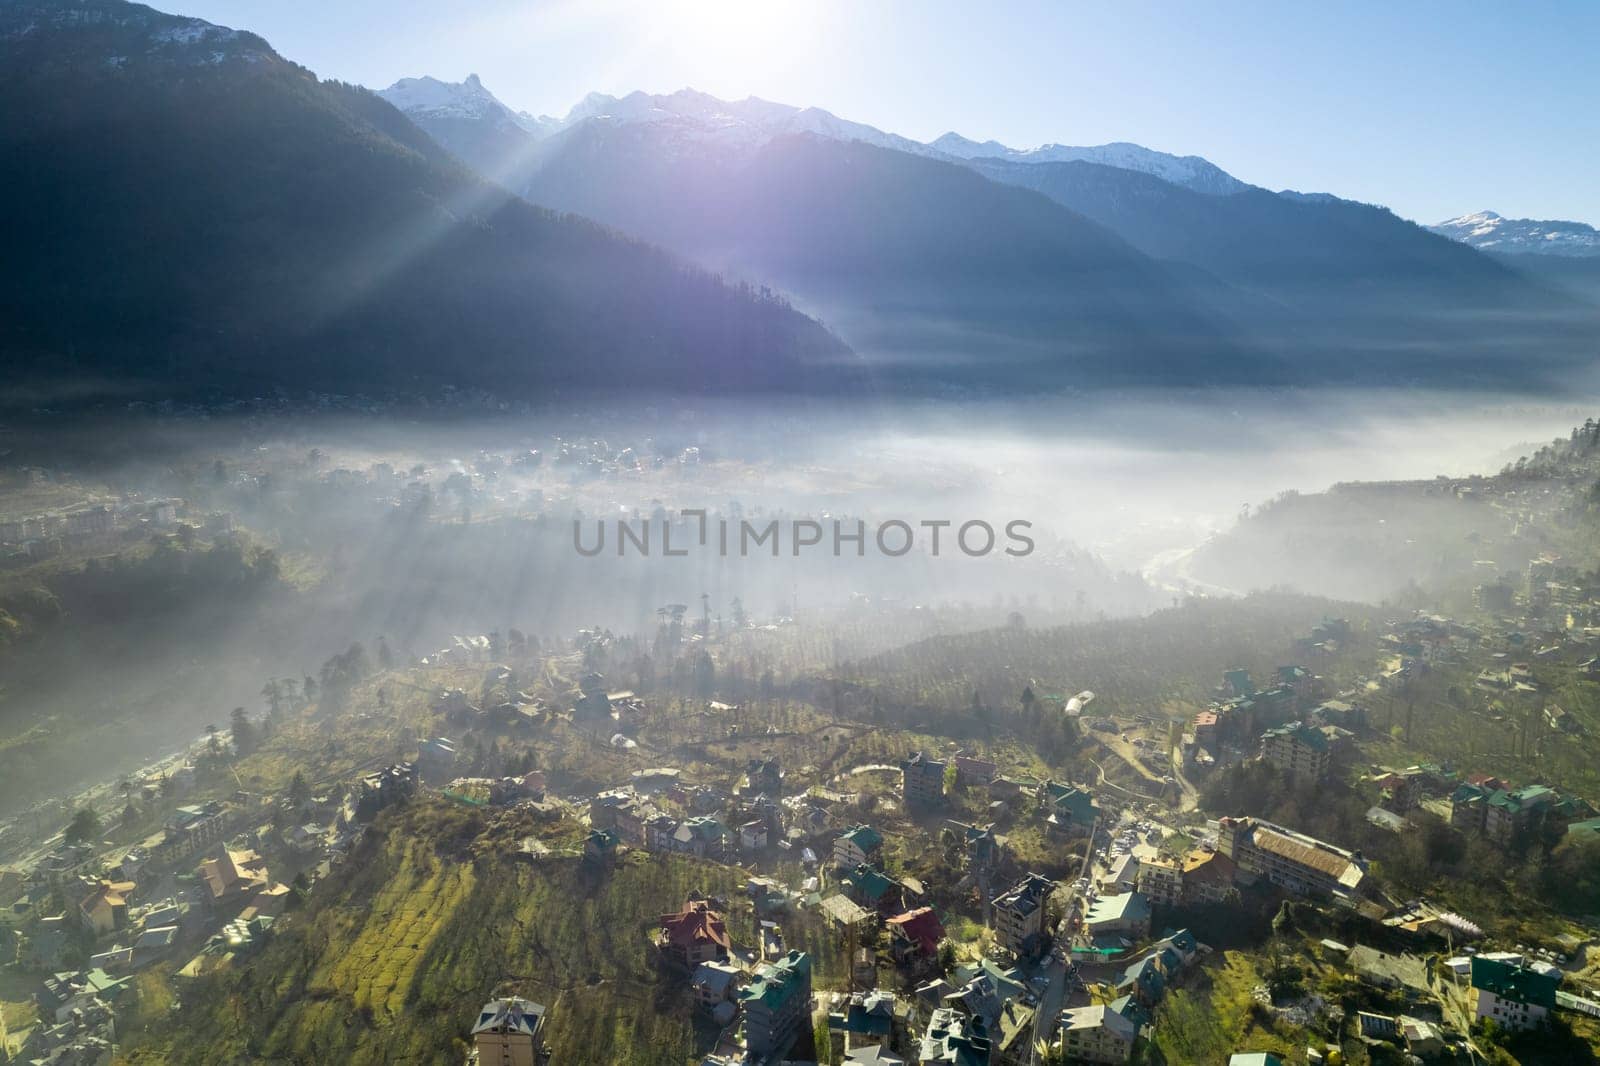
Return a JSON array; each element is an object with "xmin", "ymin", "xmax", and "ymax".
[{"xmin": 0, "ymin": 385, "xmax": 1592, "ymax": 817}]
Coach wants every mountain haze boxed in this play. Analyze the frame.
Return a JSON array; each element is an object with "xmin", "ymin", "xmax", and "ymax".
[
  {"xmin": 0, "ymin": 0, "xmax": 848, "ymax": 398},
  {"xmin": 386, "ymin": 80, "xmax": 1597, "ymax": 389}
]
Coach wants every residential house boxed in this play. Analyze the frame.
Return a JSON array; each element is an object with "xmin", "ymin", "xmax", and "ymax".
[
  {"xmin": 76, "ymin": 880, "xmax": 136, "ymax": 937},
  {"xmin": 356, "ymin": 762, "xmax": 417, "ymax": 817},
  {"xmin": 743, "ymin": 757, "xmax": 784, "ymax": 797},
  {"xmin": 1058, "ymin": 1004, "xmax": 1136, "ymax": 1065},
  {"xmin": 901, "ymin": 751, "xmax": 947, "ymax": 807},
  {"xmin": 658, "ymin": 899, "xmax": 731, "ymax": 970},
  {"xmin": 1471, "ymin": 955, "xmax": 1558, "ymax": 1032},
  {"xmin": 918, "ymin": 1007, "xmax": 991, "ymax": 1065},
  {"xmin": 739, "ymin": 820, "xmax": 769, "ymax": 852},
  {"xmin": 886, "ymin": 907, "xmax": 945, "ymax": 972},
  {"xmin": 671, "ymin": 816, "xmax": 728, "ymax": 859},
  {"xmin": 992, "ymin": 873, "xmax": 1053, "ymax": 956},
  {"xmin": 584, "ymin": 827, "xmax": 620, "ymax": 864},
  {"xmin": 1260, "ymin": 722, "xmax": 1331, "ymax": 783},
  {"xmin": 1084, "ymin": 892, "xmax": 1151, "ymax": 941},
  {"xmin": 691, "ymin": 959, "xmax": 743, "ymax": 1013},
  {"xmin": 834, "ymin": 825, "xmax": 885, "ymax": 870},
  {"xmin": 469, "ymin": 997, "xmax": 546, "ymax": 1066},
  {"xmin": 1180, "ymin": 848, "xmax": 1237, "ymax": 905},
  {"xmin": 644, "ymin": 814, "xmax": 678, "ymax": 852},
  {"xmin": 1135, "ymin": 856, "xmax": 1182, "ymax": 907},
  {"xmin": 739, "ymin": 950, "xmax": 812, "ymax": 1060},
  {"xmin": 826, "ymin": 989, "xmax": 902, "ymax": 1058},
  {"xmin": 1043, "ymin": 783, "xmax": 1098, "ymax": 838},
  {"xmin": 841, "ymin": 864, "xmax": 904, "ymax": 916}
]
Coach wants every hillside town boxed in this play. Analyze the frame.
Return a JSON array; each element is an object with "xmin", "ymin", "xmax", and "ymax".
[{"xmin": 5, "ymin": 549, "xmax": 1600, "ymax": 1066}]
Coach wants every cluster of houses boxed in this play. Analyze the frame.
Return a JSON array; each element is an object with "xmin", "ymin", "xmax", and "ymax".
[
  {"xmin": 0, "ymin": 752, "xmax": 434, "ymax": 1063},
  {"xmin": 0, "ymin": 494, "xmax": 236, "ymax": 567}
]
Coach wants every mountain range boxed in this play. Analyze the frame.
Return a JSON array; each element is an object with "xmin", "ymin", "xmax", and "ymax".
[
  {"xmin": 0, "ymin": 1, "xmax": 846, "ymax": 399},
  {"xmin": 386, "ymin": 78, "xmax": 1596, "ymax": 388},
  {"xmin": 2, "ymin": 0, "xmax": 1596, "ymax": 401}
]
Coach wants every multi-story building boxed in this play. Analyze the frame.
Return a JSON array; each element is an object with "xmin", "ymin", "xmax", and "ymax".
[
  {"xmin": 919, "ymin": 1007, "xmax": 991, "ymax": 1065},
  {"xmin": 469, "ymin": 997, "xmax": 546, "ymax": 1066},
  {"xmin": 34, "ymin": 844, "xmax": 97, "ymax": 888},
  {"xmin": 1135, "ymin": 855, "xmax": 1182, "ymax": 907},
  {"xmin": 1259, "ymin": 722, "xmax": 1330, "ymax": 783},
  {"xmin": 901, "ymin": 752, "xmax": 946, "ymax": 808},
  {"xmin": 1470, "ymin": 956, "xmax": 1557, "ymax": 1032},
  {"xmin": 992, "ymin": 873, "xmax": 1053, "ymax": 956},
  {"xmin": 1216, "ymin": 817, "xmax": 1367, "ymax": 900},
  {"xmin": 1058, "ymin": 1004, "xmax": 1136, "ymax": 1065},
  {"xmin": 357, "ymin": 762, "xmax": 417, "ymax": 817},
  {"xmin": 833, "ymin": 825, "xmax": 884, "ymax": 870},
  {"xmin": 1044, "ymin": 784, "xmax": 1097, "ymax": 838},
  {"xmin": 1450, "ymin": 782, "xmax": 1593, "ymax": 846},
  {"xmin": 743, "ymin": 757, "xmax": 783, "ymax": 797},
  {"xmin": 691, "ymin": 959, "xmax": 743, "ymax": 1012},
  {"xmin": 740, "ymin": 950, "xmax": 812, "ymax": 1059},
  {"xmin": 151, "ymin": 803, "xmax": 230, "ymax": 863},
  {"xmin": 1179, "ymin": 848, "xmax": 1238, "ymax": 905},
  {"xmin": 658, "ymin": 899, "xmax": 731, "ymax": 969}
]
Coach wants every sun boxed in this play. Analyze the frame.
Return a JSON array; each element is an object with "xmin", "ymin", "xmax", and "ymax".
[{"xmin": 649, "ymin": 0, "xmax": 826, "ymax": 82}]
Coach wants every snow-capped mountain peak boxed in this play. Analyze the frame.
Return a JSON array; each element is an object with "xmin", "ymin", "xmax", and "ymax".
[
  {"xmin": 379, "ymin": 74, "xmax": 557, "ymax": 136},
  {"xmin": 933, "ymin": 135, "xmax": 1249, "ymax": 195},
  {"xmin": 1430, "ymin": 210, "xmax": 1600, "ymax": 258},
  {"xmin": 380, "ymin": 81, "xmax": 1250, "ymax": 195}
]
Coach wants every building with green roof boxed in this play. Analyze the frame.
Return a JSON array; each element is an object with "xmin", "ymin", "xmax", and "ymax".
[
  {"xmin": 1470, "ymin": 955, "xmax": 1558, "ymax": 1032},
  {"xmin": 833, "ymin": 824, "xmax": 884, "ymax": 869},
  {"xmin": 740, "ymin": 950, "xmax": 812, "ymax": 1058}
]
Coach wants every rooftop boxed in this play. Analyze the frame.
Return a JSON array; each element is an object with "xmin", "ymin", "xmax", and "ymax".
[
  {"xmin": 1470, "ymin": 955, "xmax": 1559, "ymax": 1008},
  {"xmin": 471, "ymin": 997, "xmax": 546, "ymax": 1037},
  {"xmin": 1085, "ymin": 892, "xmax": 1151, "ymax": 927},
  {"xmin": 739, "ymin": 950, "xmax": 811, "ymax": 1010}
]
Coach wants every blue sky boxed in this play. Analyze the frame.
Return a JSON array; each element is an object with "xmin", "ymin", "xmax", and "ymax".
[{"xmin": 175, "ymin": 0, "xmax": 1599, "ymax": 225}]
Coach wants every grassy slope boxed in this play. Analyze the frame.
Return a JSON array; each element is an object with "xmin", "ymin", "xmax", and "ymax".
[{"xmin": 121, "ymin": 799, "xmax": 762, "ymax": 1065}]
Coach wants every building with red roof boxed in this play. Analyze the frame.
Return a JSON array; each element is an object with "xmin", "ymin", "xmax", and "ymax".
[{"xmin": 658, "ymin": 899, "xmax": 732, "ymax": 970}]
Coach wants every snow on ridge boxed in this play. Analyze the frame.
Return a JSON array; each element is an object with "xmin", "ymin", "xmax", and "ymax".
[
  {"xmin": 382, "ymin": 81, "xmax": 1249, "ymax": 194},
  {"xmin": 379, "ymin": 74, "xmax": 557, "ymax": 135},
  {"xmin": 1430, "ymin": 210, "xmax": 1600, "ymax": 257}
]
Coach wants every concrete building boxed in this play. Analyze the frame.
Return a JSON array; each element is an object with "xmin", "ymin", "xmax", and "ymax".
[
  {"xmin": 901, "ymin": 751, "xmax": 947, "ymax": 808},
  {"xmin": 739, "ymin": 950, "xmax": 812, "ymax": 1059},
  {"xmin": 1059, "ymin": 1004, "xmax": 1136, "ymax": 1064},
  {"xmin": 469, "ymin": 997, "xmax": 546, "ymax": 1066},
  {"xmin": 1216, "ymin": 817, "xmax": 1366, "ymax": 900},
  {"xmin": 1471, "ymin": 956, "xmax": 1558, "ymax": 1032},
  {"xmin": 1083, "ymin": 892, "xmax": 1152, "ymax": 940},
  {"xmin": 833, "ymin": 825, "xmax": 884, "ymax": 870},
  {"xmin": 1259, "ymin": 722, "xmax": 1330, "ymax": 783},
  {"xmin": 1135, "ymin": 856, "xmax": 1182, "ymax": 907},
  {"xmin": 1179, "ymin": 848, "xmax": 1237, "ymax": 905},
  {"xmin": 992, "ymin": 873, "xmax": 1053, "ymax": 956},
  {"xmin": 918, "ymin": 1007, "xmax": 991, "ymax": 1065}
]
